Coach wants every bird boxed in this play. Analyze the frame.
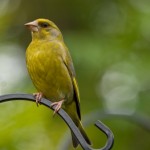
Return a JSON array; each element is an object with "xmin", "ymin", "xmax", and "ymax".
[{"xmin": 25, "ymin": 18, "xmax": 91, "ymax": 148}]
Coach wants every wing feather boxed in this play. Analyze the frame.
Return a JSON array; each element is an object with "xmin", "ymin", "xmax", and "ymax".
[{"xmin": 63, "ymin": 48, "xmax": 81, "ymax": 120}]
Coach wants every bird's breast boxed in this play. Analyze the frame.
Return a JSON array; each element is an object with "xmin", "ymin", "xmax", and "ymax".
[{"xmin": 26, "ymin": 42, "xmax": 73, "ymax": 102}]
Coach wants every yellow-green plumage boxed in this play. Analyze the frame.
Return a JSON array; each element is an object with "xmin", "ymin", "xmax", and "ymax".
[{"xmin": 25, "ymin": 18, "xmax": 91, "ymax": 147}]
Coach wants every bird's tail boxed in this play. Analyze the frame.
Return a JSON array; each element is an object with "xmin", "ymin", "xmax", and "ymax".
[
  {"xmin": 71, "ymin": 121, "xmax": 91, "ymax": 148},
  {"xmin": 64, "ymin": 101, "xmax": 91, "ymax": 148}
]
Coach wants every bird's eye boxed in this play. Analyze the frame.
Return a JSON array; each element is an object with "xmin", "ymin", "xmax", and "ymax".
[{"xmin": 39, "ymin": 22, "xmax": 50, "ymax": 28}]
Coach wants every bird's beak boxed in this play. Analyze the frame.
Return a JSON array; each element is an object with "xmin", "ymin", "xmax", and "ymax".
[{"xmin": 24, "ymin": 21, "xmax": 39, "ymax": 32}]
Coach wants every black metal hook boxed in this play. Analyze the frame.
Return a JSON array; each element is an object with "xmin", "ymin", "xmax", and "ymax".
[{"xmin": 0, "ymin": 93, "xmax": 114, "ymax": 150}]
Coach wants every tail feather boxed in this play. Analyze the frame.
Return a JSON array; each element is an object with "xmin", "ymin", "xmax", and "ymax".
[
  {"xmin": 64, "ymin": 102, "xmax": 91, "ymax": 147},
  {"xmin": 78, "ymin": 122, "xmax": 92, "ymax": 145},
  {"xmin": 71, "ymin": 132, "xmax": 79, "ymax": 148},
  {"xmin": 71, "ymin": 121, "xmax": 91, "ymax": 148}
]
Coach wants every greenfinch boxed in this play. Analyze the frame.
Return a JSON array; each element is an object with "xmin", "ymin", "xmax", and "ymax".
[{"xmin": 25, "ymin": 18, "xmax": 91, "ymax": 148}]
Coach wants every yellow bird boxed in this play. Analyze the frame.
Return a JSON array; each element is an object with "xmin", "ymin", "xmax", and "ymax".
[{"xmin": 25, "ymin": 18, "xmax": 91, "ymax": 148}]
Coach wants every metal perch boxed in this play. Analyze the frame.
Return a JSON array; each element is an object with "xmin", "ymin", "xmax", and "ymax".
[{"xmin": 0, "ymin": 93, "xmax": 114, "ymax": 150}]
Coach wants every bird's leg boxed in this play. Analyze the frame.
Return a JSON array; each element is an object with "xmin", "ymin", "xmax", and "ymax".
[
  {"xmin": 50, "ymin": 99, "xmax": 64, "ymax": 116},
  {"xmin": 33, "ymin": 92, "xmax": 43, "ymax": 106}
]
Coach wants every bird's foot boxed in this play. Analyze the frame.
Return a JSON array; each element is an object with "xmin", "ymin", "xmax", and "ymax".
[
  {"xmin": 50, "ymin": 99, "xmax": 64, "ymax": 116},
  {"xmin": 33, "ymin": 92, "xmax": 43, "ymax": 106}
]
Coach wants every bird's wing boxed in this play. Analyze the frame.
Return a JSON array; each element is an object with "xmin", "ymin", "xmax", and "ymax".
[{"xmin": 63, "ymin": 47, "xmax": 81, "ymax": 120}]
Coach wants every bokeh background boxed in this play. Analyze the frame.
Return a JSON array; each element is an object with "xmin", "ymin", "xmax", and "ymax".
[{"xmin": 0, "ymin": 0, "xmax": 150, "ymax": 149}]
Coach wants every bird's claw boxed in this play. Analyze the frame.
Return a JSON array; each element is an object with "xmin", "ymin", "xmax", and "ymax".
[
  {"xmin": 33, "ymin": 92, "xmax": 43, "ymax": 106},
  {"xmin": 50, "ymin": 100, "xmax": 64, "ymax": 116}
]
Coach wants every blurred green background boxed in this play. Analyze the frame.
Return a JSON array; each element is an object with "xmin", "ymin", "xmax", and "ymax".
[{"xmin": 0, "ymin": 0, "xmax": 150, "ymax": 149}]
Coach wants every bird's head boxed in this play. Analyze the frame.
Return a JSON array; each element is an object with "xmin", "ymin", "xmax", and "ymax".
[{"xmin": 25, "ymin": 18, "xmax": 63, "ymax": 41}]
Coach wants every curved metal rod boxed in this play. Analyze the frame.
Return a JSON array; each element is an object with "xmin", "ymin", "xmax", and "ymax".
[{"xmin": 0, "ymin": 93, "xmax": 114, "ymax": 150}]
